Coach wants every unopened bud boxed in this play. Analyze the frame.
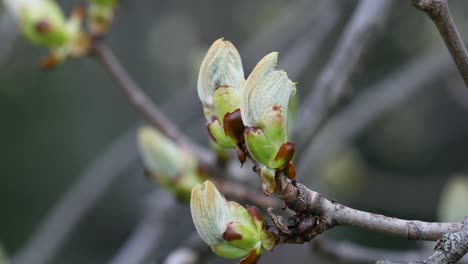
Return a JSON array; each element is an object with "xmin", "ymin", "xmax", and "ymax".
[
  {"xmin": 4, "ymin": 0, "xmax": 89, "ymax": 68},
  {"xmin": 198, "ymin": 38, "xmax": 244, "ymax": 148},
  {"xmin": 88, "ymin": 0, "xmax": 119, "ymax": 36},
  {"xmin": 241, "ymin": 52, "xmax": 296, "ymax": 171},
  {"xmin": 137, "ymin": 126, "xmax": 205, "ymax": 202},
  {"xmin": 190, "ymin": 181, "xmax": 273, "ymax": 263}
]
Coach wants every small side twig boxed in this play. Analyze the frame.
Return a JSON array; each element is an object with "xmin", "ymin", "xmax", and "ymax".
[
  {"xmin": 411, "ymin": 0, "xmax": 468, "ymax": 88},
  {"xmin": 91, "ymin": 41, "xmax": 182, "ymax": 142},
  {"xmin": 91, "ymin": 41, "xmax": 214, "ymax": 166}
]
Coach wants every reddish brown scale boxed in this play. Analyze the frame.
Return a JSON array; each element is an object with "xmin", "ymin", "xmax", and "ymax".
[
  {"xmin": 71, "ymin": 5, "xmax": 86, "ymax": 19},
  {"xmin": 298, "ymin": 217, "xmax": 316, "ymax": 236},
  {"xmin": 40, "ymin": 55, "xmax": 59, "ymax": 70},
  {"xmin": 35, "ymin": 21, "xmax": 51, "ymax": 34},
  {"xmin": 240, "ymin": 249, "xmax": 261, "ymax": 264},
  {"xmin": 223, "ymin": 222, "xmax": 243, "ymax": 241},
  {"xmin": 246, "ymin": 205, "xmax": 263, "ymax": 223},
  {"xmin": 244, "ymin": 126, "xmax": 261, "ymax": 137},
  {"xmin": 273, "ymin": 142, "xmax": 296, "ymax": 164},
  {"xmin": 223, "ymin": 109, "xmax": 245, "ymax": 143},
  {"xmin": 284, "ymin": 162, "xmax": 296, "ymax": 181},
  {"xmin": 252, "ymin": 163, "xmax": 261, "ymax": 174},
  {"xmin": 214, "ymin": 84, "xmax": 230, "ymax": 90},
  {"xmin": 236, "ymin": 145, "xmax": 246, "ymax": 167}
]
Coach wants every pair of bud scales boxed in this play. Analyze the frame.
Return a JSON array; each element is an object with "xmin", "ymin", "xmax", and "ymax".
[{"xmin": 137, "ymin": 38, "xmax": 297, "ymax": 263}]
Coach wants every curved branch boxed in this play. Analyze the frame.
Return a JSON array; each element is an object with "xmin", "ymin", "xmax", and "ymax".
[
  {"xmin": 378, "ymin": 218, "xmax": 468, "ymax": 264},
  {"xmin": 92, "ymin": 42, "xmax": 182, "ymax": 142},
  {"xmin": 91, "ymin": 41, "xmax": 214, "ymax": 166},
  {"xmin": 411, "ymin": 0, "xmax": 468, "ymax": 88},
  {"xmin": 274, "ymin": 179, "xmax": 463, "ymax": 242}
]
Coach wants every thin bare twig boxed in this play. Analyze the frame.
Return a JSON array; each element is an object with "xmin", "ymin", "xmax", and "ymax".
[
  {"xmin": 411, "ymin": 0, "xmax": 468, "ymax": 88},
  {"xmin": 92, "ymin": 41, "xmax": 216, "ymax": 166},
  {"xmin": 294, "ymin": 0, "xmax": 394, "ymax": 149},
  {"xmin": 91, "ymin": 42, "xmax": 182, "ymax": 142}
]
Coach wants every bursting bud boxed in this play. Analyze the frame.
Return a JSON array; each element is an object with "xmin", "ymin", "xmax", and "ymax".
[
  {"xmin": 191, "ymin": 181, "xmax": 274, "ymax": 264},
  {"xmin": 198, "ymin": 38, "xmax": 245, "ymax": 149},
  {"xmin": 4, "ymin": 0, "xmax": 89, "ymax": 68},
  {"xmin": 5, "ymin": 0, "xmax": 69, "ymax": 48},
  {"xmin": 137, "ymin": 126, "xmax": 206, "ymax": 202},
  {"xmin": 88, "ymin": 0, "xmax": 119, "ymax": 36},
  {"xmin": 241, "ymin": 52, "xmax": 296, "ymax": 193}
]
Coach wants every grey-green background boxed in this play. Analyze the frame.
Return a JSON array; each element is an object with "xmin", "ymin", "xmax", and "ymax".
[{"xmin": 1, "ymin": 0, "xmax": 468, "ymax": 263}]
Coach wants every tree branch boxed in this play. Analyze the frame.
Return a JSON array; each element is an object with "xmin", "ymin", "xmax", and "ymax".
[
  {"xmin": 273, "ymin": 178, "xmax": 463, "ymax": 243},
  {"xmin": 92, "ymin": 41, "xmax": 182, "ymax": 142},
  {"xmin": 294, "ymin": 0, "xmax": 394, "ymax": 149},
  {"xmin": 378, "ymin": 218, "xmax": 468, "ymax": 264},
  {"xmin": 411, "ymin": 0, "xmax": 468, "ymax": 88}
]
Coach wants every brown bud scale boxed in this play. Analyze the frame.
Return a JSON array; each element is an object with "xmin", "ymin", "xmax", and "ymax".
[
  {"xmin": 223, "ymin": 222, "xmax": 243, "ymax": 241},
  {"xmin": 223, "ymin": 109, "xmax": 245, "ymax": 142}
]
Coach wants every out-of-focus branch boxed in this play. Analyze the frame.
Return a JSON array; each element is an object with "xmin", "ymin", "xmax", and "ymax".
[
  {"xmin": 378, "ymin": 218, "xmax": 468, "ymax": 264},
  {"xmin": 109, "ymin": 192, "xmax": 179, "ymax": 264},
  {"xmin": 240, "ymin": 0, "xmax": 337, "ymax": 71},
  {"xmin": 276, "ymin": 0, "xmax": 339, "ymax": 80},
  {"xmin": 91, "ymin": 42, "xmax": 181, "ymax": 142},
  {"xmin": 315, "ymin": 238, "xmax": 468, "ymax": 264},
  {"xmin": 297, "ymin": 49, "xmax": 452, "ymax": 176},
  {"xmin": 91, "ymin": 41, "xmax": 214, "ymax": 166},
  {"xmin": 314, "ymin": 238, "xmax": 429, "ymax": 263},
  {"xmin": 411, "ymin": 0, "xmax": 468, "ymax": 88},
  {"xmin": 12, "ymin": 129, "xmax": 139, "ymax": 264},
  {"xmin": 0, "ymin": 13, "xmax": 17, "ymax": 65},
  {"xmin": 294, "ymin": 0, "xmax": 393, "ymax": 150},
  {"xmin": 162, "ymin": 232, "xmax": 210, "ymax": 264}
]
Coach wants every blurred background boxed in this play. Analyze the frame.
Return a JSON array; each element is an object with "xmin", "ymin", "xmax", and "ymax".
[{"xmin": 1, "ymin": 0, "xmax": 468, "ymax": 263}]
